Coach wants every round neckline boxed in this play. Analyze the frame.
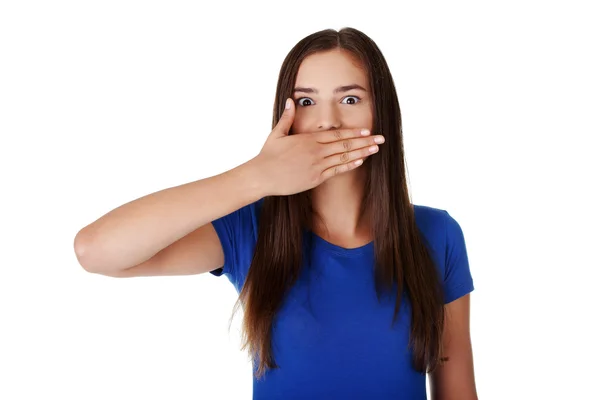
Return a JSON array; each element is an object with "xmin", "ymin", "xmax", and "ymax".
[{"xmin": 308, "ymin": 231, "xmax": 374, "ymax": 257}]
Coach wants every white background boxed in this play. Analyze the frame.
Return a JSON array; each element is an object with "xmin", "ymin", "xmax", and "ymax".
[{"xmin": 1, "ymin": 0, "xmax": 598, "ymax": 399}]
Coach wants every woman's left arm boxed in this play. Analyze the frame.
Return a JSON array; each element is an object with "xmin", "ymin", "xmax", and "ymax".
[{"xmin": 429, "ymin": 294, "xmax": 478, "ymax": 400}]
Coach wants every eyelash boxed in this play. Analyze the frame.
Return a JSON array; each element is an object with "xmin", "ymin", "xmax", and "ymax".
[{"xmin": 295, "ymin": 95, "xmax": 362, "ymax": 107}]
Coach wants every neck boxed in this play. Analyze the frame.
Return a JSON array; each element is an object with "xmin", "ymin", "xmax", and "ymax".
[{"xmin": 310, "ymin": 168, "xmax": 370, "ymax": 241}]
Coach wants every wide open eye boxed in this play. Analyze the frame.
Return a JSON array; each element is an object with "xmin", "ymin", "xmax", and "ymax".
[
  {"xmin": 341, "ymin": 96, "xmax": 361, "ymax": 105},
  {"xmin": 296, "ymin": 97, "xmax": 315, "ymax": 107}
]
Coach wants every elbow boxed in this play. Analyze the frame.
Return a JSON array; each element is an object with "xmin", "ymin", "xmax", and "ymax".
[
  {"xmin": 74, "ymin": 228, "xmax": 102, "ymax": 274},
  {"xmin": 74, "ymin": 229, "xmax": 130, "ymax": 277}
]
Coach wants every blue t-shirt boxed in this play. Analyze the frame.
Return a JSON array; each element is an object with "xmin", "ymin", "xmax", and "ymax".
[{"xmin": 210, "ymin": 199, "xmax": 474, "ymax": 399}]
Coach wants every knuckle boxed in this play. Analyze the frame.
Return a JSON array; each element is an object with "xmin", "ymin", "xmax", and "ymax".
[
  {"xmin": 315, "ymin": 144, "xmax": 326, "ymax": 160},
  {"xmin": 317, "ymin": 168, "xmax": 328, "ymax": 181},
  {"xmin": 340, "ymin": 152, "xmax": 349, "ymax": 162},
  {"xmin": 314, "ymin": 153, "xmax": 324, "ymax": 166},
  {"xmin": 342, "ymin": 139, "xmax": 351, "ymax": 150},
  {"xmin": 312, "ymin": 173, "xmax": 321, "ymax": 186},
  {"xmin": 314, "ymin": 157, "xmax": 325, "ymax": 171},
  {"xmin": 334, "ymin": 130, "xmax": 342, "ymax": 140}
]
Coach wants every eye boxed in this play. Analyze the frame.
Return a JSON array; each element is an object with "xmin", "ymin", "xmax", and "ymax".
[
  {"xmin": 296, "ymin": 97, "xmax": 315, "ymax": 107},
  {"xmin": 341, "ymin": 96, "xmax": 361, "ymax": 105}
]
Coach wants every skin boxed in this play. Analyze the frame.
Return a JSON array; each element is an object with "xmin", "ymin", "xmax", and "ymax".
[
  {"xmin": 429, "ymin": 294, "xmax": 478, "ymax": 399},
  {"xmin": 291, "ymin": 49, "xmax": 375, "ymax": 248},
  {"xmin": 292, "ymin": 49, "xmax": 478, "ymax": 399}
]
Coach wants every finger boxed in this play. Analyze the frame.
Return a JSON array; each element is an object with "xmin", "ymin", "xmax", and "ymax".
[
  {"xmin": 321, "ymin": 144, "xmax": 379, "ymax": 171},
  {"xmin": 270, "ymin": 98, "xmax": 296, "ymax": 138},
  {"xmin": 319, "ymin": 135, "xmax": 384, "ymax": 157},
  {"xmin": 313, "ymin": 128, "xmax": 373, "ymax": 144},
  {"xmin": 320, "ymin": 157, "xmax": 366, "ymax": 181}
]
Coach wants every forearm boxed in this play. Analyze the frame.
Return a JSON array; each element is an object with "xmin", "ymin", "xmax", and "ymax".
[{"xmin": 74, "ymin": 159, "xmax": 266, "ymax": 272}]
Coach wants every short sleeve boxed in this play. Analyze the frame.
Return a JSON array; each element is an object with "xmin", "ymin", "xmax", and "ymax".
[
  {"xmin": 209, "ymin": 199, "xmax": 262, "ymax": 291},
  {"xmin": 442, "ymin": 211, "xmax": 475, "ymax": 304}
]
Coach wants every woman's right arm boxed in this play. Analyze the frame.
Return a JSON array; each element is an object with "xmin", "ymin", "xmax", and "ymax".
[
  {"xmin": 74, "ymin": 99, "xmax": 383, "ymax": 278},
  {"xmin": 74, "ymin": 159, "xmax": 266, "ymax": 277}
]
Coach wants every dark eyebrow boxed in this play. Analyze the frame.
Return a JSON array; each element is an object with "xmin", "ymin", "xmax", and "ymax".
[{"xmin": 293, "ymin": 84, "xmax": 367, "ymax": 94}]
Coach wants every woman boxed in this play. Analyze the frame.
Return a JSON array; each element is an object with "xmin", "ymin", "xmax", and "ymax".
[{"xmin": 75, "ymin": 27, "xmax": 477, "ymax": 399}]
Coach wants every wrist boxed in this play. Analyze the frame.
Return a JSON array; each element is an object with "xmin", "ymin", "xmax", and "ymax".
[{"xmin": 236, "ymin": 157, "xmax": 271, "ymax": 200}]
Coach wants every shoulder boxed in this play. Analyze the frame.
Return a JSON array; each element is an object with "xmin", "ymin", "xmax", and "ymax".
[
  {"xmin": 412, "ymin": 203, "xmax": 468, "ymax": 266},
  {"xmin": 413, "ymin": 203, "xmax": 466, "ymax": 244},
  {"xmin": 209, "ymin": 198, "xmax": 265, "ymax": 288},
  {"xmin": 413, "ymin": 204, "xmax": 464, "ymax": 246},
  {"xmin": 223, "ymin": 197, "xmax": 265, "ymax": 231},
  {"xmin": 413, "ymin": 203, "xmax": 475, "ymax": 302},
  {"xmin": 412, "ymin": 203, "xmax": 452, "ymax": 235}
]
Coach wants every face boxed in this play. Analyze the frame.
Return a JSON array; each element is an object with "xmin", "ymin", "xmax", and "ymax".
[{"xmin": 291, "ymin": 49, "xmax": 373, "ymax": 134}]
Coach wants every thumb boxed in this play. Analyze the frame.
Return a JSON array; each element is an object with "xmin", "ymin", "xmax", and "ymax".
[{"xmin": 270, "ymin": 98, "xmax": 295, "ymax": 138}]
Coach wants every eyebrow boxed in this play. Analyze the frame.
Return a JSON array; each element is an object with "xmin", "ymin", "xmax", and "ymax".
[{"xmin": 293, "ymin": 84, "xmax": 367, "ymax": 94}]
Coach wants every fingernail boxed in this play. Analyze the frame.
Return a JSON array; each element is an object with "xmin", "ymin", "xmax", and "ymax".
[
  {"xmin": 361, "ymin": 129, "xmax": 370, "ymax": 136},
  {"xmin": 374, "ymin": 136, "xmax": 384, "ymax": 144},
  {"xmin": 369, "ymin": 145, "xmax": 378, "ymax": 153},
  {"xmin": 285, "ymin": 99, "xmax": 291, "ymax": 109}
]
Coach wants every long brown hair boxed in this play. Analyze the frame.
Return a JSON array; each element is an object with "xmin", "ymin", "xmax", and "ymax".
[{"xmin": 231, "ymin": 27, "xmax": 445, "ymax": 379}]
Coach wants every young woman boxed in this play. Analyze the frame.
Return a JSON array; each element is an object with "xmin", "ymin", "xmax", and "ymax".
[{"xmin": 75, "ymin": 27, "xmax": 477, "ymax": 399}]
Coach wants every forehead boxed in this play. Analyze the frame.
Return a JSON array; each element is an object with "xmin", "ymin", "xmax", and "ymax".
[{"xmin": 295, "ymin": 49, "xmax": 369, "ymax": 89}]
